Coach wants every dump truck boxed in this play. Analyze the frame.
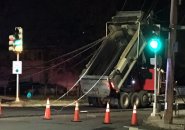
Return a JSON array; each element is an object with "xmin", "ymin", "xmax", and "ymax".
[{"xmin": 80, "ymin": 11, "xmax": 165, "ymax": 108}]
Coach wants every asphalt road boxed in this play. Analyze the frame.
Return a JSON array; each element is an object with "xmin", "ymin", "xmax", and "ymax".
[{"xmin": 0, "ymin": 106, "xmax": 162, "ymax": 130}]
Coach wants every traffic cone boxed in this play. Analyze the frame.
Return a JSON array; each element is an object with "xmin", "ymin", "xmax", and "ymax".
[
  {"xmin": 43, "ymin": 98, "xmax": 51, "ymax": 120},
  {"xmin": 130, "ymin": 104, "xmax": 138, "ymax": 126},
  {"xmin": 103, "ymin": 102, "xmax": 111, "ymax": 124},
  {"xmin": 72, "ymin": 101, "xmax": 81, "ymax": 122}
]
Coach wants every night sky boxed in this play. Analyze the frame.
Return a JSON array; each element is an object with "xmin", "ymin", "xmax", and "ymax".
[{"xmin": 0, "ymin": 0, "xmax": 185, "ymax": 84}]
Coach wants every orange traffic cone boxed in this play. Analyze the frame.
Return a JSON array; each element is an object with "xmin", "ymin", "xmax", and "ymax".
[
  {"xmin": 72, "ymin": 101, "xmax": 81, "ymax": 122},
  {"xmin": 131, "ymin": 104, "xmax": 138, "ymax": 126},
  {"xmin": 44, "ymin": 98, "xmax": 51, "ymax": 120},
  {"xmin": 103, "ymin": 102, "xmax": 111, "ymax": 124}
]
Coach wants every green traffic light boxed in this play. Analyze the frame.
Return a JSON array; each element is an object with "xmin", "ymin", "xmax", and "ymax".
[
  {"xmin": 149, "ymin": 37, "xmax": 161, "ymax": 52},
  {"xmin": 14, "ymin": 39, "xmax": 22, "ymax": 46}
]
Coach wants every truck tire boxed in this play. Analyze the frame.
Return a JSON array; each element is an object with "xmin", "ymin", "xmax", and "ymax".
[
  {"xmin": 131, "ymin": 92, "xmax": 140, "ymax": 108},
  {"xmin": 139, "ymin": 91, "xmax": 149, "ymax": 108},
  {"xmin": 88, "ymin": 97, "xmax": 98, "ymax": 107},
  {"xmin": 119, "ymin": 92, "xmax": 130, "ymax": 109},
  {"xmin": 97, "ymin": 98, "xmax": 107, "ymax": 107},
  {"xmin": 88, "ymin": 97, "xmax": 93, "ymax": 106}
]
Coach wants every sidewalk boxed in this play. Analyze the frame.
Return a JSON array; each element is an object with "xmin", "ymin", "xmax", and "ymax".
[
  {"xmin": 143, "ymin": 109, "xmax": 185, "ymax": 130},
  {"xmin": 0, "ymin": 96, "xmax": 88, "ymax": 107}
]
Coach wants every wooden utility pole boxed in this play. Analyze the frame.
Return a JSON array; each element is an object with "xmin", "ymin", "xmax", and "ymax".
[{"xmin": 163, "ymin": 0, "xmax": 177, "ymax": 124}]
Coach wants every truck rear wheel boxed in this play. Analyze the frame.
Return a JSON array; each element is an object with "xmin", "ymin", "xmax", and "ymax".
[
  {"xmin": 88, "ymin": 97, "xmax": 99, "ymax": 107},
  {"xmin": 97, "ymin": 98, "xmax": 107, "ymax": 107},
  {"xmin": 139, "ymin": 91, "xmax": 149, "ymax": 108},
  {"xmin": 119, "ymin": 92, "xmax": 130, "ymax": 109},
  {"xmin": 131, "ymin": 92, "xmax": 140, "ymax": 108}
]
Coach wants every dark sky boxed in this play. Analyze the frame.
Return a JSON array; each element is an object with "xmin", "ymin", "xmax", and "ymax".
[
  {"xmin": 1, "ymin": 0, "xmax": 181, "ymax": 49},
  {"xmin": 0, "ymin": 0, "xmax": 185, "ymax": 84}
]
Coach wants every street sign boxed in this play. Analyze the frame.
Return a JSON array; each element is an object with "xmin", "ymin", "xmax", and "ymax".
[
  {"xmin": 12, "ymin": 61, "xmax": 22, "ymax": 74},
  {"xmin": 150, "ymin": 56, "xmax": 162, "ymax": 67},
  {"xmin": 150, "ymin": 58, "xmax": 155, "ymax": 65}
]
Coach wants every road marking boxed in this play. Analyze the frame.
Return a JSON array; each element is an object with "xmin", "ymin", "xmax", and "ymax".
[
  {"xmin": 123, "ymin": 126, "xmax": 147, "ymax": 130},
  {"xmin": 80, "ymin": 110, "xmax": 88, "ymax": 113}
]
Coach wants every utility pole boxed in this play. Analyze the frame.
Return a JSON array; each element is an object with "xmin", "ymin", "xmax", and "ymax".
[{"xmin": 163, "ymin": 0, "xmax": 177, "ymax": 124}]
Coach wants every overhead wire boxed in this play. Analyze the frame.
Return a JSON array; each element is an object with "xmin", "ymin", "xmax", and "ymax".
[
  {"xmin": 1, "ymin": 36, "xmax": 105, "ymax": 83},
  {"xmin": 47, "ymin": 52, "xmax": 94, "ymax": 83},
  {"xmin": 71, "ymin": 53, "xmax": 94, "ymax": 69},
  {"xmin": 20, "ymin": 37, "xmax": 104, "ymax": 81},
  {"xmin": 140, "ymin": 0, "xmax": 146, "ymax": 11},
  {"xmin": 51, "ymin": 34, "xmax": 109, "ymax": 103},
  {"xmin": 8, "ymin": 36, "xmax": 106, "ymax": 83},
  {"xmin": 121, "ymin": 0, "xmax": 128, "ymax": 10},
  {"xmin": 143, "ymin": 0, "xmax": 159, "ymax": 21},
  {"xmin": 18, "ymin": 36, "xmax": 107, "ymax": 112},
  {"xmin": 59, "ymin": 42, "xmax": 120, "ymax": 109},
  {"xmin": 14, "ymin": 36, "xmax": 107, "ymax": 111},
  {"xmin": 20, "ymin": 36, "xmax": 106, "ymax": 73}
]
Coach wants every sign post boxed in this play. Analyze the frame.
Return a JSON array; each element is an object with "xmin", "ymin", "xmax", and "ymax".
[{"xmin": 13, "ymin": 54, "xmax": 22, "ymax": 102}]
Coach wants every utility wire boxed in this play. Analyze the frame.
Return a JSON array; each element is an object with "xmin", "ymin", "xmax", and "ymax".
[
  {"xmin": 52, "ymin": 34, "xmax": 109, "ymax": 103},
  {"xmin": 140, "ymin": 0, "xmax": 146, "ymax": 11},
  {"xmin": 121, "ymin": 0, "xmax": 128, "ymax": 10},
  {"xmin": 2, "ymin": 37, "xmax": 105, "ymax": 81},
  {"xmin": 59, "ymin": 41, "xmax": 119, "ymax": 109},
  {"xmin": 26, "ymin": 37, "xmax": 106, "ymax": 67},
  {"xmin": 8, "ymin": 36, "xmax": 105, "ymax": 83},
  {"xmin": 47, "ymin": 52, "xmax": 94, "ymax": 83},
  {"xmin": 143, "ymin": 0, "xmax": 159, "ymax": 21}
]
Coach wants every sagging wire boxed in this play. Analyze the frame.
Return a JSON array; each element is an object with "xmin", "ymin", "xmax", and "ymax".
[
  {"xmin": 8, "ymin": 36, "xmax": 106, "ymax": 83},
  {"xmin": 143, "ymin": 0, "xmax": 159, "ymax": 21},
  {"xmin": 121, "ymin": 0, "xmax": 128, "ymax": 11},
  {"xmin": 71, "ymin": 53, "xmax": 94, "ymax": 69},
  {"xmin": 140, "ymin": 0, "xmax": 146, "ymax": 11},
  {"xmin": 51, "ymin": 36, "xmax": 108, "ymax": 104},
  {"xmin": 59, "ymin": 43, "xmax": 119, "ymax": 111},
  {"xmin": 47, "ymin": 52, "xmax": 94, "ymax": 86},
  {"xmin": 20, "ymin": 36, "xmax": 107, "ymax": 112},
  {"xmin": 28, "ymin": 36, "xmax": 107, "ymax": 67},
  {"xmin": 0, "ymin": 37, "xmax": 105, "ymax": 81}
]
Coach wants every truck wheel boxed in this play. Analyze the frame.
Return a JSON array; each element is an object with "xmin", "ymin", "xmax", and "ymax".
[
  {"xmin": 88, "ymin": 97, "xmax": 98, "ymax": 107},
  {"xmin": 97, "ymin": 98, "xmax": 107, "ymax": 107},
  {"xmin": 119, "ymin": 93, "xmax": 130, "ymax": 109},
  {"xmin": 139, "ymin": 91, "xmax": 149, "ymax": 108},
  {"xmin": 88, "ymin": 97, "xmax": 93, "ymax": 106},
  {"xmin": 131, "ymin": 92, "xmax": 140, "ymax": 108}
]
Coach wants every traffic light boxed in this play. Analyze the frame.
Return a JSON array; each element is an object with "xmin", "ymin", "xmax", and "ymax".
[
  {"xmin": 148, "ymin": 24, "xmax": 161, "ymax": 53},
  {"xmin": 14, "ymin": 27, "xmax": 23, "ymax": 52},
  {"xmin": 8, "ymin": 35, "xmax": 15, "ymax": 51},
  {"xmin": 148, "ymin": 36, "xmax": 161, "ymax": 52}
]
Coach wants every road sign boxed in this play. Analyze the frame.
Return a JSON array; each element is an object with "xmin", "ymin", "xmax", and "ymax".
[
  {"xmin": 150, "ymin": 56, "xmax": 162, "ymax": 67},
  {"xmin": 12, "ymin": 61, "xmax": 22, "ymax": 74}
]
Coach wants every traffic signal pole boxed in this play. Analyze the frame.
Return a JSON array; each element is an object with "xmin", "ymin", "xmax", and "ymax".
[
  {"xmin": 9, "ymin": 27, "xmax": 23, "ymax": 102},
  {"xmin": 15, "ymin": 53, "xmax": 20, "ymax": 102},
  {"xmin": 163, "ymin": 0, "xmax": 177, "ymax": 124},
  {"xmin": 151, "ymin": 52, "xmax": 158, "ymax": 116}
]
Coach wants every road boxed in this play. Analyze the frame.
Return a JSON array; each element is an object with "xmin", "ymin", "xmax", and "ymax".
[{"xmin": 0, "ymin": 106, "xmax": 160, "ymax": 130}]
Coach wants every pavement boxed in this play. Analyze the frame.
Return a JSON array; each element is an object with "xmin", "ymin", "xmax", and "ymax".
[
  {"xmin": 1, "ymin": 96, "xmax": 185, "ymax": 130},
  {"xmin": 143, "ymin": 105, "xmax": 185, "ymax": 130},
  {"xmin": 143, "ymin": 97, "xmax": 185, "ymax": 130}
]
